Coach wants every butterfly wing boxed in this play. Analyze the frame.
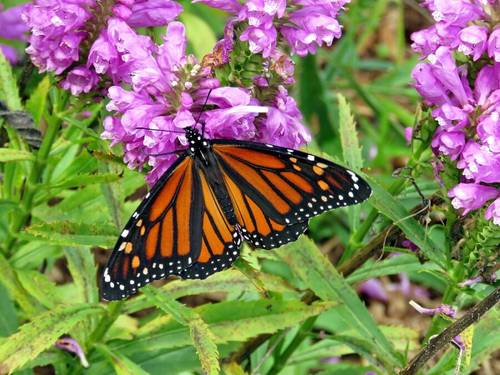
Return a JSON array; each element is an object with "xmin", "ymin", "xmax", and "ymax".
[
  {"xmin": 212, "ymin": 141, "xmax": 371, "ymax": 249},
  {"xmin": 101, "ymin": 153, "xmax": 242, "ymax": 300}
]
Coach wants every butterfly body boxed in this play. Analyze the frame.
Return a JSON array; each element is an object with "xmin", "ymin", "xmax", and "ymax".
[{"xmin": 101, "ymin": 126, "xmax": 371, "ymax": 300}]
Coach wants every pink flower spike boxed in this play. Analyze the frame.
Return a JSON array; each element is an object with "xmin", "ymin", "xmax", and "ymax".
[
  {"xmin": 409, "ymin": 300, "xmax": 456, "ymax": 318},
  {"xmin": 55, "ymin": 338, "xmax": 89, "ymax": 368}
]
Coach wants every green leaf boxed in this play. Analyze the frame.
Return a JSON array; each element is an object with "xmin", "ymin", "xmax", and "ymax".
[
  {"xmin": 46, "ymin": 173, "xmax": 120, "ymax": 190},
  {"xmin": 141, "ymin": 286, "xmax": 220, "ymax": 375},
  {"xmin": 0, "ymin": 283, "xmax": 18, "ymax": 337},
  {"xmin": 95, "ymin": 344, "xmax": 150, "ymax": 375},
  {"xmin": 346, "ymin": 254, "xmax": 439, "ymax": 283},
  {"xmin": 64, "ymin": 247, "xmax": 99, "ymax": 305},
  {"xmin": 16, "ymin": 270, "xmax": 62, "ymax": 309},
  {"xmin": 116, "ymin": 300, "xmax": 331, "ymax": 354},
  {"xmin": 19, "ymin": 221, "xmax": 117, "ymax": 248},
  {"xmin": 0, "ymin": 51, "xmax": 22, "ymax": 110},
  {"xmin": 0, "ymin": 304, "xmax": 103, "ymax": 373},
  {"xmin": 180, "ymin": 12, "xmax": 217, "ymax": 59},
  {"xmin": 124, "ymin": 270, "xmax": 298, "ymax": 314},
  {"xmin": 277, "ymin": 236, "xmax": 403, "ymax": 369},
  {"xmin": 337, "ymin": 93, "xmax": 362, "ymax": 170},
  {"xmin": 365, "ymin": 176, "xmax": 447, "ymax": 268},
  {"xmin": 337, "ymin": 93, "xmax": 363, "ymax": 232},
  {"xmin": 0, "ymin": 253, "xmax": 36, "ymax": 316},
  {"xmin": 25, "ymin": 76, "xmax": 50, "ymax": 125},
  {"xmin": 0, "ymin": 148, "xmax": 34, "ymax": 162}
]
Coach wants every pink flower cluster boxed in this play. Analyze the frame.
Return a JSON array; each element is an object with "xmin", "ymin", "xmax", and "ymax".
[
  {"xmin": 102, "ymin": 22, "xmax": 311, "ymax": 185},
  {"xmin": 194, "ymin": 0, "xmax": 349, "ymax": 57},
  {"xmin": 23, "ymin": 0, "xmax": 182, "ymax": 95},
  {"xmin": 411, "ymin": 0, "xmax": 500, "ymax": 225}
]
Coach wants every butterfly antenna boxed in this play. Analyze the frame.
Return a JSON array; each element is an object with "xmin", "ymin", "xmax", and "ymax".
[{"xmin": 194, "ymin": 89, "xmax": 213, "ymax": 137}]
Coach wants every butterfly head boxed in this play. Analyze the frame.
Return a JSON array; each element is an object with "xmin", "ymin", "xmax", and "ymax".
[{"xmin": 185, "ymin": 126, "xmax": 209, "ymax": 155}]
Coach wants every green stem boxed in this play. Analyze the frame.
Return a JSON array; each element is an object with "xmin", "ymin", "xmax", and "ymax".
[
  {"xmin": 87, "ymin": 301, "xmax": 124, "ymax": 346},
  {"xmin": 266, "ymin": 316, "xmax": 317, "ymax": 375}
]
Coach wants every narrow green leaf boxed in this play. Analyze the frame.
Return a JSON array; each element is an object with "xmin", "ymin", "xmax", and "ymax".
[
  {"xmin": 346, "ymin": 254, "xmax": 439, "ymax": 283},
  {"xmin": 142, "ymin": 286, "xmax": 220, "ymax": 375},
  {"xmin": 0, "ymin": 304, "xmax": 103, "ymax": 373},
  {"xmin": 277, "ymin": 236, "xmax": 403, "ymax": 369},
  {"xmin": 46, "ymin": 173, "xmax": 120, "ymax": 190},
  {"xmin": 25, "ymin": 76, "xmax": 50, "ymax": 125},
  {"xmin": 180, "ymin": 12, "xmax": 217, "ymax": 59},
  {"xmin": 0, "ymin": 51, "xmax": 22, "ymax": 110},
  {"xmin": 365, "ymin": 176, "xmax": 447, "ymax": 268},
  {"xmin": 95, "ymin": 344, "xmax": 150, "ymax": 375},
  {"xmin": 64, "ymin": 247, "xmax": 99, "ymax": 305},
  {"xmin": 337, "ymin": 93, "xmax": 362, "ymax": 170},
  {"xmin": 0, "ymin": 148, "xmax": 34, "ymax": 162},
  {"xmin": 337, "ymin": 93, "xmax": 363, "ymax": 232},
  {"xmin": 19, "ymin": 221, "xmax": 117, "ymax": 248}
]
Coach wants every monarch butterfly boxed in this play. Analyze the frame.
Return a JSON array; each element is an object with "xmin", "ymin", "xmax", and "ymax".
[{"xmin": 101, "ymin": 126, "xmax": 371, "ymax": 300}]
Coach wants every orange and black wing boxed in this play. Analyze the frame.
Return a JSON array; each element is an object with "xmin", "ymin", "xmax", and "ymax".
[
  {"xmin": 101, "ymin": 153, "xmax": 241, "ymax": 300},
  {"xmin": 212, "ymin": 141, "xmax": 371, "ymax": 249}
]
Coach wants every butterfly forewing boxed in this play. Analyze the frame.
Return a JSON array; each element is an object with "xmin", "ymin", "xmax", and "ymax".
[{"xmin": 213, "ymin": 141, "xmax": 371, "ymax": 227}]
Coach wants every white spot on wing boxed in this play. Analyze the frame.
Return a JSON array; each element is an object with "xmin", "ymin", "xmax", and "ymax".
[
  {"xmin": 121, "ymin": 229, "xmax": 129, "ymax": 238},
  {"xmin": 307, "ymin": 155, "xmax": 315, "ymax": 161}
]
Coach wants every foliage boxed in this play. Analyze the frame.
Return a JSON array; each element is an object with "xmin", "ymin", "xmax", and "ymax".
[{"xmin": 0, "ymin": 1, "xmax": 498, "ymax": 375}]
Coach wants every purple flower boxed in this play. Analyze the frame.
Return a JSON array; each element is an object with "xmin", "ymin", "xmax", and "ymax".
[
  {"xmin": 457, "ymin": 25, "xmax": 488, "ymax": 61},
  {"xmin": 0, "ymin": 4, "xmax": 28, "ymax": 40},
  {"xmin": 240, "ymin": 25, "xmax": 278, "ymax": 58},
  {"xmin": 0, "ymin": 4, "xmax": 29, "ymax": 64},
  {"xmin": 197, "ymin": 0, "xmax": 349, "ymax": 57},
  {"xmin": 412, "ymin": 47, "xmax": 473, "ymax": 107},
  {"xmin": 281, "ymin": 4, "xmax": 344, "ymax": 56},
  {"xmin": 485, "ymin": 198, "xmax": 500, "ymax": 225},
  {"xmin": 358, "ymin": 279, "xmax": 388, "ymax": 303},
  {"xmin": 404, "ymin": 127, "xmax": 413, "ymax": 145},
  {"xmin": 448, "ymin": 183, "xmax": 499, "ymax": 215},
  {"xmin": 457, "ymin": 142, "xmax": 500, "ymax": 184},
  {"xmin": 126, "ymin": 0, "xmax": 183, "ymax": 28},
  {"xmin": 192, "ymin": 0, "xmax": 242, "ymax": 13},
  {"xmin": 402, "ymin": 239, "xmax": 419, "ymax": 252},
  {"xmin": 488, "ymin": 28, "xmax": 500, "ymax": 62},
  {"xmin": 431, "ymin": 128, "xmax": 465, "ymax": 160},
  {"xmin": 1, "ymin": 45, "xmax": 20, "ymax": 64},
  {"xmin": 411, "ymin": 26, "xmax": 441, "ymax": 57},
  {"xmin": 459, "ymin": 274, "xmax": 497, "ymax": 287},
  {"xmin": 55, "ymin": 338, "xmax": 89, "ymax": 368},
  {"xmin": 23, "ymin": 0, "xmax": 181, "ymax": 93},
  {"xmin": 409, "ymin": 300, "xmax": 456, "ymax": 318},
  {"xmin": 60, "ymin": 66, "xmax": 99, "ymax": 95},
  {"xmin": 477, "ymin": 111, "xmax": 500, "ymax": 153}
]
